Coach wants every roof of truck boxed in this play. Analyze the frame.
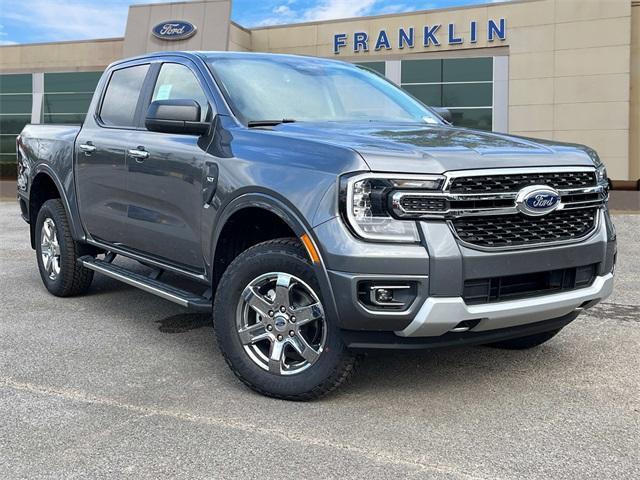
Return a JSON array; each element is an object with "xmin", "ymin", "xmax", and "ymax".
[{"xmin": 108, "ymin": 50, "xmax": 348, "ymax": 70}]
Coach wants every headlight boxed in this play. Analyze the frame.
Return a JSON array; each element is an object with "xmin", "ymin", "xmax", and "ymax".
[
  {"xmin": 341, "ymin": 173, "xmax": 444, "ymax": 243},
  {"xmin": 596, "ymin": 164, "xmax": 608, "ymax": 186}
]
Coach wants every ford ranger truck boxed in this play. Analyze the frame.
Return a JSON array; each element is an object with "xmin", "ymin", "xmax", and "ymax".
[{"xmin": 16, "ymin": 52, "xmax": 616, "ymax": 400}]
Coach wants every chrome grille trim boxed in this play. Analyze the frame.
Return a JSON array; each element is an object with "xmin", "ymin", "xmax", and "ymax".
[
  {"xmin": 389, "ymin": 167, "xmax": 606, "ymax": 251},
  {"xmin": 391, "ymin": 167, "xmax": 607, "ymax": 219}
]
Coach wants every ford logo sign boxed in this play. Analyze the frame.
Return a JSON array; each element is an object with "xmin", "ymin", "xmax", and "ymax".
[
  {"xmin": 515, "ymin": 185, "xmax": 561, "ymax": 216},
  {"xmin": 152, "ymin": 21, "xmax": 197, "ymax": 41}
]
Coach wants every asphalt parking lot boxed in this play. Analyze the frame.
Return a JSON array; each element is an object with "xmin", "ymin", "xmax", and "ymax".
[{"xmin": 0, "ymin": 201, "xmax": 638, "ymax": 479}]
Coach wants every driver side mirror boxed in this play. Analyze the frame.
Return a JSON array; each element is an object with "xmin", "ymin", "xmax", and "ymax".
[
  {"xmin": 145, "ymin": 99, "xmax": 210, "ymax": 135},
  {"xmin": 433, "ymin": 107, "xmax": 452, "ymax": 124}
]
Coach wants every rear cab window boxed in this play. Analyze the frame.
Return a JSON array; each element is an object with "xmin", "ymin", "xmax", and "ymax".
[{"xmin": 99, "ymin": 64, "xmax": 149, "ymax": 127}]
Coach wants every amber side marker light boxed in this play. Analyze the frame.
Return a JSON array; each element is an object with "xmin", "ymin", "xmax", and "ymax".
[{"xmin": 300, "ymin": 233, "xmax": 320, "ymax": 264}]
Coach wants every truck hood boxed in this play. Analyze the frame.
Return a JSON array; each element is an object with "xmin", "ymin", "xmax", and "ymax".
[{"xmin": 271, "ymin": 122, "xmax": 595, "ymax": 174}]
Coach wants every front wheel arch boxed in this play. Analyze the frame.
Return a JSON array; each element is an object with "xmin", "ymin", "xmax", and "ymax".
[{"xmin": 209, "ymin": 193, "xmax": 340, "ymax": 330}]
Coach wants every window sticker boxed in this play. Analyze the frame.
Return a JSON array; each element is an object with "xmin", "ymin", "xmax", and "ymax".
[{"xmin": 156, "ymin": 84, "xmax": 172, "ymax": 100}]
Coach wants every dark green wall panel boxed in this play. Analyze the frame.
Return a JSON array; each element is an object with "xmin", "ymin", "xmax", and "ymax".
[
  {"xmin": 0, "ymin": 74, "xmax": 32, "ymax": 94},
  {"xmin": 44, "ymin": 72, "xmax": 102, "ymax": 93},
  {"xmin": 43, "ymin": 93, "xmax": 93, "ymax": 114}
]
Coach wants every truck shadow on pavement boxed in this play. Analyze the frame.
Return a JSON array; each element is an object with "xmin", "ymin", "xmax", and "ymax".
[
  {"xmin": 156, "ymin": 313, "xmax": 212, "ymax": 334},
  {"xmin": 150, "ymin": 308, "xmax": 578, "ymax": 399}
]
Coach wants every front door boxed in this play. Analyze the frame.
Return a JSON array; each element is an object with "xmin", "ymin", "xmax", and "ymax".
[{"xmin": 119, "ymin": 61, "xmax": 215, "ymax": 270}]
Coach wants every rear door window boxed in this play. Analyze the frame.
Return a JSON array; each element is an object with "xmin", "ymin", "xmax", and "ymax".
[{"xmin": 100, "ymin": 64, "xmax": 149, "ymax": 127}]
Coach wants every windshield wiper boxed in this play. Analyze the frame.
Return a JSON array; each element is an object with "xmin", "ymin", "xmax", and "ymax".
[{"xmin": 247, "ymin": 119, "xmax": 296, "ymax": 128}]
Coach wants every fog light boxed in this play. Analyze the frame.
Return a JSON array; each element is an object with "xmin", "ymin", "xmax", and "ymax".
[
  {"xmin": 357, "ymin": 281, "xmax": 418, "ymax": 311},
  {"xmin": 375, "ymin": 288, "xmax": 394, "ymax": 303},
  {"xmin": 369, "ymin": 284, "xmax": 411, "ymax": 307}
]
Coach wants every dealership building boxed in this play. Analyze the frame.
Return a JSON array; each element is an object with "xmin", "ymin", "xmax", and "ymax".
[{"xmin": 0, "ymin": 0, "xmax": 638, "ymax": 185}]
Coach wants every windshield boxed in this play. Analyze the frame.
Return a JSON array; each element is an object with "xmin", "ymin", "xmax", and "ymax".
[{"xmin": 205, "ymin": 56, "xmax": 442, "ymax": 125}]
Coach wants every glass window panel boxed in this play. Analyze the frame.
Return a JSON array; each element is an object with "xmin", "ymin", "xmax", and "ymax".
[
  {"xmin": 44, "ymin": 72, "xmax": 102, "ymax": 93},
  {"xmin": 100, "ymin": 64, "xmax": 149, "ymax": 127},
  {"xmin": 449, "ymin": 108, "xmax": 493, "ymax": 131},
  {"xmin": 0, "ymin": 115, "xmax": 32, "ymax": 135},
  {"xmin": 43, "ymin": 93, "xmax": 93, "ymax": 114},
  {"xmin": 0, "ymin": 94, "xmax": 32, "ymax": 114},
  {"xmin": 152, "ymin": 63, "xmax": 209, "ymax": 121},
  {"xmin": 442, "ymin": 83, "xmax": 492, "ymax": 108},
  {"xmin": 443, "ymin": 58, "xmax": 493, "ymax": 82},
  {"xmin": 0, "ymin": 74, "xmax": 32, "ymax": 94},
  {"xmin": 401, "ymin": 59, "xmax": 442, "ymax": 84},
  {"xmin": 402, "ymin": 84, "xmax": 442, "ymax": 107},
  {"xmin": 43, "ymin": 114, "xmax": 86, "ymax": 124},
  {"xmin": 356, "ymin": 62, "xmax": 386, "ymax": 76},
  {"xmin": 0, "ymin": 135, "xmax": 17, "ymax": 155},
  {"xmin": 332, "ymin": 74, "xmax": 420, "ymax": 121}
]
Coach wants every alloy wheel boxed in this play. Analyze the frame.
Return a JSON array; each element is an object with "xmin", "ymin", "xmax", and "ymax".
[
  {"xmin": 236, "ymin": 272, "xmax": 327, "ymax": 376},
  {"xmin": 40, "ymin": 218, "xmax": 61, "ymax": 280}
]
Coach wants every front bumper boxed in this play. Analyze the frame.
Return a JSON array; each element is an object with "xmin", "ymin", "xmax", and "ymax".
[
  {"xmin": 396, "ymin": 273, "xmax": 613, "ymax": 337},
  {"xmin": 315, "ymin": 207, "xmax": 616, "ymax": 337}
]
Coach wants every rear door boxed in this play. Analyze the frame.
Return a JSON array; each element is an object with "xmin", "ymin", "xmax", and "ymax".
[
  {"xmin": 119, "ymin": 59, "xmax": 215, "ymax": 270},
  {"xmin": 75, "ymin": 63, "xmax": 151, "ymax": 244}
]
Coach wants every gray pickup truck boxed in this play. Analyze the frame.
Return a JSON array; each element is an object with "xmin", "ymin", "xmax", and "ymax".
[{"xmin": 16, "ymin": 51, "xmax": 616, "ymax": 400}]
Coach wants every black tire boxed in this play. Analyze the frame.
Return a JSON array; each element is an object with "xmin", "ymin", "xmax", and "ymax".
[
  {"xmin": 487, "ymin": 328, "xmax": 562, "ymax": 350},
  {"xmin": 35, "ymin": 199, "xmax": 94, "ymax": 297},
  {"xmin": 214, "ymin": 238, "xmax": 356, "ymax": 401}
]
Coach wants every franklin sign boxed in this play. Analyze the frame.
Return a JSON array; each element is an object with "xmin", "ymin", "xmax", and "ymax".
[
  {"xmin": 152, "ymin": 21, "xmax": 197, "ymax": 41},
  {"xmin": 333, "ymin": 18, "xmax": 506, "ymax": 54}
]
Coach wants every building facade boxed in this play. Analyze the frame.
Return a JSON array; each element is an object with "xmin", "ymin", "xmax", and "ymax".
[{"xmin": 0, "ymin": 0, "xmax": 638, "ymax": 183}]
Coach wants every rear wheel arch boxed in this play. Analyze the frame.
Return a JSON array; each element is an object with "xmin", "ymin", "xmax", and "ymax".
[
  {"xmin": 29, "ymin": 172, "xmax": 63, "ymax": 249},
  {"xmin": 28, "ymin": 167, "xmax": 85, "ymax": 250}
]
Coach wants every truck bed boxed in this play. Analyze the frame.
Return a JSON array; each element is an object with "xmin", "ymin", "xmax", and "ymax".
[
  {"xmin": 18, "ymin": 124, "xmax": 82, "ymax": 198},
  {"xmin": 20, "ymin": 124, "xmax": 82, "ymax": 167}
]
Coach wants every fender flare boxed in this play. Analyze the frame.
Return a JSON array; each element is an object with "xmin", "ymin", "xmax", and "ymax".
[
  {"xmin": 210, "ymin": 192, "xmax": 340, "ymax": 327},
  {"xmin": 29, "ymin": 165, "xmax": 84, "ymax": 247}
]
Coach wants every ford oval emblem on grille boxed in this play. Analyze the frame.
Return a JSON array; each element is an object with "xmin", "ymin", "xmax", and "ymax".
[
  {"xmin": 152, "ymin": 21, "xmax": 197, "ymax": 41},
  {"xmin": 515, "ymin": 185, "xmax": 561, "ymax": 216}
]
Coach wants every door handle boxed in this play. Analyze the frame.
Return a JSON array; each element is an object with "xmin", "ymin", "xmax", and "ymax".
[
  {"xmin": 79, "ymin": 143, "xmax": 96, "ymax": 154},
  {"xmin": 128, "ymin": 148, "xmax": 149, "ymax": 161}
]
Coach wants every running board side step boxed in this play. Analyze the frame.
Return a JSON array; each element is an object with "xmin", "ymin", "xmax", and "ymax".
[{"xmin": 79, "ymin": 256, "xmax": 212, "ymax": 312}]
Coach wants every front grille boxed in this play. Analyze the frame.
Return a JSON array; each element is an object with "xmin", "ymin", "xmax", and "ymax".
[
  {"xmin": 451, "ymin": 208, "xmax": 597, "ymax": 248},
  {"xmin": 449, "ymin": 171, "xmax": 596, "ymax": 194},
  {"xmin": 463, "ymin": 264, "xmax": 598, "ymax": 305}
]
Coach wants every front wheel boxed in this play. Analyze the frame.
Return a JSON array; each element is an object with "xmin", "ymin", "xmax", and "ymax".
[{"xmin": 214, "ymin": 238, "xmax": 356, "ymax": 400}]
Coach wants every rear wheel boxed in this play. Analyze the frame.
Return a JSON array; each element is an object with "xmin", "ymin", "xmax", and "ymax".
[
  {"xmin": 35, "ymin": 199, "xmax": 94, "ymax": 297},
  {"xmin": 487, "ymin": 328, "xmax": 562, "ymax": 350},
  {"xmin": 214, "ymin": 238, "xmax": 356, "ymax": 400}
]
